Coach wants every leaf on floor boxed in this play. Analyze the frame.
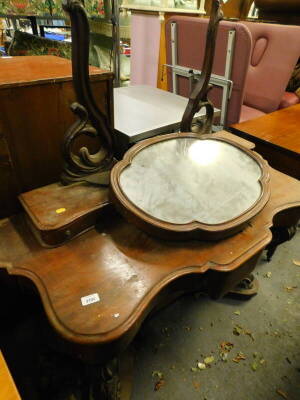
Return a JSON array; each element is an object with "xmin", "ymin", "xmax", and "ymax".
[
  {"xmin": 245, "ymin": 329, "xmax": 255, "ymax": 341},
  {"xmin": 220, "ymin": 352, "xmax": 228, "ymax": 361},
  {"xmin": 251, "ymin": 361, "xmax": 258, "ymax": 371},
  {"xmin": 233, "ymin": 325, "xmax": 254, "ymax": 340},
  {"xmin": 292, "ymin": 260, "xmax": 300, "ymax": 266},
  {"xmin": 219, "ymin": 342, "xmax": 234, "ymax": 361},
  {"xmin": 192, "ymin": 381, "xmax": 201, "ymax": 391},
  {"xmin": 284, "ymin": 286, "xmax": 297, "ymax": 292},
  {"xmin": 197, "ymin": 362, "xmax": 206, "ymax": 370},
  {"xmin": 152, "ymin": 370, "xmax": 163, "ymax": 380},
  {"xmin": 234, "ymin": 310, "xmax": 241, "ymax": 315},
  {"xmin": 154, "ymin": 378, "xmax": 165, "ymax": 391},
  {"xmin": 264, "ymin": 271, "xmax": 272, "ymax": 278},
  {"xmin": 276, "ymin": 388, "xmax": 288, "ymax": 399},
  {"xmin": 220, "ymin": 342, "xmax": 234, "ymax": 352},
  {"xmin": 233, "ymin": 325, "xmax": 243, "ymax": 336},
  {"xmin": 204, "ymin": 356, "xmax": 215, "ymax": 365},
  {"xmin": 232, "ymin": 352, "xmax": 246, "ymax": 363}
]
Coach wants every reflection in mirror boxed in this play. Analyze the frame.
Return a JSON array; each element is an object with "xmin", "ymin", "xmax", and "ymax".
[{"xmin": 119, "ymin": 138, "xmax": 262, "ymax": 225}]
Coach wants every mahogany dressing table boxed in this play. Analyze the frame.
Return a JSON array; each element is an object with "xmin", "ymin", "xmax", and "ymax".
[{"xmin": 0, "ymin": 1, "xmax": 299, "ymax": 399}]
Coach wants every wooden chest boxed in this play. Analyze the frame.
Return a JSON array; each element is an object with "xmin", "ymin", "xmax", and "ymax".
[{"xmin": 0, "ymin": 55, "xmax": 114, "ymax": 218}]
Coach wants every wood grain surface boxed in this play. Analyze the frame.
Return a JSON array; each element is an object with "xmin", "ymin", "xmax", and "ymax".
[
  {"xmin": 0, "ymin": 55, "xmax": 111, "ymax": 88},
  {"xmin": 0, "ymin": 167, "xmax": 299, "ymax": 358},
  {"xmin": 230, "ymin": 104, "xmax": 300, "ymax": 179},
  {"xmin": 231, "ymin": 104, "xmax": 300, "ymax": 154}
]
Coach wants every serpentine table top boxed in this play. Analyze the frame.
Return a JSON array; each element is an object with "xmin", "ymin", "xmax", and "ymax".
[{"xmin": 0, "ymin": 133, "xmax": 299, "ymax": 363}]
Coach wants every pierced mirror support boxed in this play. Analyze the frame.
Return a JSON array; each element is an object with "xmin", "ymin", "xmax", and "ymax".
[
  {"xmin": 180, "ymin": 0, "xmax": 223, "ymax": 133},
  {"xmin": 61, "ymin": 0, "xmax": 115, "ymax": 185}
]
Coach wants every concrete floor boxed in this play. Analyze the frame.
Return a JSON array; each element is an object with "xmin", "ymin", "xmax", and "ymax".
[
  {"xmin": 1, "ymin": 230, "xmax": 299, "ymax": 400},
  {"xmin": 131, "ymin": 230, "xmax": 300, "ymax": 400}
]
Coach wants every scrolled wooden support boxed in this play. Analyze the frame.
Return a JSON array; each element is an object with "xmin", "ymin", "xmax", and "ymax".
[
  {"xmin": 61, "ymin": 0, "xmax": 115, "ymax": 185},
  {"xmin": 60, "ymin": 103, "xmax": 114, "ymax": 185},
  {"xmin": 180, "ymin": 0, "xmax": 223, "ymax": 133}
]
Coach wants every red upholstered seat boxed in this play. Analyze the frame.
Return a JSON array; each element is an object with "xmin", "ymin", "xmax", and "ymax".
[
  {"xmin": 278, "ymin": 91, "xmax": 300, "ymax": 109},
  {"xmin": 239, "ymin": 105, "xmax": 266, "ymax": 123}
]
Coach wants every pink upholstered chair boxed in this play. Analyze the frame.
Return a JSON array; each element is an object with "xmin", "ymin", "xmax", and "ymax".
[
  {"xmin": 239, "ymin": 21, "xmax": 300, "ymax": 122},
  {"xmin": 165, "ymin": 17, "xmax": 252, "ymax": 127},
  {"xmin": 165, "ymin": 17, "xmax": 300, "ymax": 126}
]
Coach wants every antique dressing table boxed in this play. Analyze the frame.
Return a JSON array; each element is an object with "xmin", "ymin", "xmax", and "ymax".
[{"xmin": 0, "ymin": 1, "xmax": 300, "ymax": 399}]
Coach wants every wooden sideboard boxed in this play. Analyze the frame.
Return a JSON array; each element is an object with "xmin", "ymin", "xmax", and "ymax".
[
  {"xmin": 0, "ymin": 56, "xmax": 114, "ymax": 218},
  {"xmin": 230, "ymin": 104, "xmax": 300, "ymax": 180}
]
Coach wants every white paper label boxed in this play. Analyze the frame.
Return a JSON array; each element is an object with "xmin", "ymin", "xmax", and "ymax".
[{"xmin": 81, "ymin": 293, "xmax": 100, "ymax": 306}]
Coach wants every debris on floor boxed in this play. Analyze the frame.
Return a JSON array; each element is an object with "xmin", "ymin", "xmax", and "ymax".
[
  {"xmin": 152, "ymin": 370, "xmax": 163, "ymax": 380},
  {"xmin": 192, "ymin": 381, "xmax": 201, "ymax": 391},
  {"xmin": 233, "ymin": 325, "xmax": 255, "ymax": 341},
  {"xmin": 219, "ymin": 342, "xmax": 234, "ymax": 361},
  {"xmin": 152, "ymin": 370, "xmax": 165, "ymax": 391},
  {"xmin": 232, "ymin": 352, "xmax": 246, "ymax": 363},
  {"xmin": 284, "ymin": 286, "xmax": 297, "ymax": 292},
  {"xmin": 292, "ymin": 260, "xmax": 300, "ymax": 266},
  {"xmin": 251, "ymin": 361, "xmax": 258, "ymax": 371},
  {"xmin": 197, "ymin": 362, "xmax": 206, "ymax": 370},
  {"xmin": 154, "ymin": 378, "xmax": 165, "ymax": 391},
  {"xmin": 276, "ymin": 388, "xmax": 288, "ymax": 399},
  {"xmin": 203, "ymin": 356, "xmax": 214, "ymax": 365}
]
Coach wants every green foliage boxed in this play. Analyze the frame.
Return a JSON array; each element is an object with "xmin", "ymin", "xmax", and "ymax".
[{"xmin": 0, "ymin": 0, "xmax": 107, "ymax": 16}]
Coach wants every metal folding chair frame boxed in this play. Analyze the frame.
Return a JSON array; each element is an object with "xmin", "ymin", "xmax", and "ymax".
[{"xmin": 167, "ymin": 21, "xmax": 236, "ymax": 128}]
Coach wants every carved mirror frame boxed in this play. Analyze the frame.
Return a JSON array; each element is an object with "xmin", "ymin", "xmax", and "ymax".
[{"xmin": 110, "ymin": 132, "xmax": 270, "ymax": 240}]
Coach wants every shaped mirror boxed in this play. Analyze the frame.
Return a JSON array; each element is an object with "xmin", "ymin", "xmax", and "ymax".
[{"xmin": 110, "ymin": 133, "xmax": 270, "ymax": 240}]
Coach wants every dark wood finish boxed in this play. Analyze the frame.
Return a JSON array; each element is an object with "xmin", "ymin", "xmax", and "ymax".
[
  {"xmin": 205, "ymin": 0, "xmax": 253, "ymax": 19},
  {"xmin": 0, "ymin": 165, "xmax": 299, "ymax": 363},
  {"xmin": 230, "ymin": 104, "xmax": 300, "ymax": 180},
  {"xmin": 180, "ymin": 0, "xmax": 223, "ymax": 133},
  {"xmin": 61, "ymin": 0, "xmax": 115, "ymax": 185},
  {"xmin": 19, "ymin": 182, "xmax": 110, "ymax": 247},
  {"xmin": 18, "ymin": 131, "xmax": 255, "ymax": 248},
  {"xmin": 0, "ymin": 55, "xmax": 114, "ymax": 218},
  {"xmin": 254, "ymin": 0, "xmax": 300, "ymax": 25},
  {"xmin": 110, "ymin": 131, "xmax": 271, "ymax": 241}
]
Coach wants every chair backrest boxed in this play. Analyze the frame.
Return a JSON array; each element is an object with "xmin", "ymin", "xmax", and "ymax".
[
  {"xmin": 241, "ymin": 21, "xmax": 300, "ymax": 114},
  {"xmin": 130, "ymin": 13, "xmax": 162, "ymax": 87},
  {"xmin": 165, "ymin": 16, "xmax": 252, "ymax": 127}
]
